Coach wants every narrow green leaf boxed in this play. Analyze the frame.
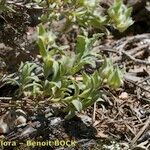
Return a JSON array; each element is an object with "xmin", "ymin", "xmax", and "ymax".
[
  {"xmin": 72, "ymin": 99, "xmax": 82, "ymax": 112},
  {"xmin": 79, "ymin": 88, "xmax": 91, "ymax": 98},
  {"xmin": 38, "ymin": 24, "xmax": 46, "ymax": 36},
  {"xmin": 75, "ymin": 35, "xmax": 86, "ymax": 55},
  {"xmin": 37, "ymin": 38, "xmax": 47, "ymax": 58}
]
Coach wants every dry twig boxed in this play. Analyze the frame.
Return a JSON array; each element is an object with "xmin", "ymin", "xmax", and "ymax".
[{"xmin": 130, "ymin": 116, "xmax": 150, "ymax": 146}]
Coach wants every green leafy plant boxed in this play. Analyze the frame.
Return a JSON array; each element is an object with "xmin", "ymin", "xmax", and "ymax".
[
  {"xmin": 39, "ymin": 0, "xmax": 107, "ymax": 31},
  {"xmin": 38, "ymin": 25, "xmax": 124, "ymax": 118},
  {"xmin": 37, "ymin": 0, "xmax": 133, "ymax": 33},
  {"xmin": 99, "ymin": 57, "xmax": 123, "ymax": 89},
  {"xmin": 5, "ymin": 62, "xmax": 41, "ymax": 97},
  {"xmin": 4, "ymin": 23, "xmax": 124, "ymax": 119},
  {"xmin": 108, "ymin": 0, "xmax": 134, "ymax": 32},
  {"xmin": 3, "ymin": 0, "xmax": 131, "ymax": 119}
]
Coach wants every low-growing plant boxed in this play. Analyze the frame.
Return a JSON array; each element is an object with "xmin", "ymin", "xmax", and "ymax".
[
  {"xmin": 5, "ymin": 62, "xmax": 41, "ymax": 97},
  {"xmin": 4, "ymin": 24, "xmax": 124, "ymax": 119},
  {"xmin": 3, "ymin": 0, "xmax": 133, "ymax": 119},
  {"xmin": 35, "ymin": 0, "xmax": 133, "ymax": 32},
  {"xmin": 108, "ymin": 0, "xmax": 134, "ymax": 32}
]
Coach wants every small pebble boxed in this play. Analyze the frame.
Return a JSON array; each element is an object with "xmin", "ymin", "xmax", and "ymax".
[{"xmin": 119, "ymin": 92, "xmax": 129, "ymax": 100}]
